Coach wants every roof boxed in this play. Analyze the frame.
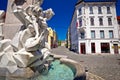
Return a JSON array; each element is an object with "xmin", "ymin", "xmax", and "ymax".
[
  {"xmin": 117, "ymin": 16, "xmax": 120, "ymax": 20},
  {"xmin": 76, "ymin": 0, "xmax": 116, "ymax": 5}
]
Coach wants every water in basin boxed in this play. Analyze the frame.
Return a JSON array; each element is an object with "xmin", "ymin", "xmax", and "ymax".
[
  {"xmin": 35, "ymin": 60, "xmax": 74, "ymax": 80},
  {"xmin": 0, "ymin": 60, "xmax": 74, "ymax": 80}
]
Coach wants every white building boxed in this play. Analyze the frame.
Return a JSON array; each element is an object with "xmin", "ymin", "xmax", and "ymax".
[
  {"xmin": 117, "ymin": 16, "xmax": 120, "ymax": 40},
  {"xmin": 0, "ymin": 10, "xmax": 5, "ymax": 40},
  {"xmin": 70, "ymin": 0, "xmax": 120, "ymax": 54}
]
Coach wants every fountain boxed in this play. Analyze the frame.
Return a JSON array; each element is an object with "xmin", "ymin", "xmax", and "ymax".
[{"xmin": 0, "ymin": 0, "xmax": 105, "ymax": 80}]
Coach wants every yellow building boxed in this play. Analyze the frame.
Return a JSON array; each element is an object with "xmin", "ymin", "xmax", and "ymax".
[
  {"xmin": 53, "ymin": 30, "xmax": 58, "ymax": 47},
  {"xmin": 66, "ymin": 28, "xmax": 71, "ymax": 49},
  {"xmin": 46, "ymin": 28, "xmax": 58, "ymax": 49}
]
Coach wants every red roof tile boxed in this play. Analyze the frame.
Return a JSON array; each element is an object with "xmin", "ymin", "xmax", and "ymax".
[{"xmin": 117, "ymin": 16, "xmax": 120, "ymax": 20}]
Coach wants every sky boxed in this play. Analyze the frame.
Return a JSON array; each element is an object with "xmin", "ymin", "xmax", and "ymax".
[{"xmin": 0, "ymin": 0, "xmax": 120, "ymax": 40}]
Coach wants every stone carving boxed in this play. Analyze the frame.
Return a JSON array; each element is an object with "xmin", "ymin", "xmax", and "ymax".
[
  {"xmin": 14, "ymin": 0, "xmax": 26, "ymax": 5},
  {"xmin": 0, "ymin": 0, "xmax": 54, "ymax": 74}
]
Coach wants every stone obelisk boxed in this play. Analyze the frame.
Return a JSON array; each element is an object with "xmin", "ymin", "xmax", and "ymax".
[{"xmin": 3, "ymin": 0, "xmax": 33, "ymax": 39}]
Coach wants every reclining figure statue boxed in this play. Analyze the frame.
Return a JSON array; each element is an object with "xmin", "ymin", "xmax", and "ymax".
[{"xmin": 0, "ymin": 0, "xmax": 54, "ymax": 74}]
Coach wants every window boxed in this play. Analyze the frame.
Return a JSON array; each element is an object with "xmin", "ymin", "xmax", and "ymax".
[
  {"xmin": 79, "ymin": 18, "xmax": 82, "ymax": 27},
  {"xmin": 107, "ymin": 7, "xmax": 111, "ymax": 14},
  {"xmin": 81, "ymin": 32, "xmax": 85, "ymax": 39},
  {"xmin": 91, "ymin": 43, "xmax": 96, "ymax": 53},
  {"xmin": 91, "ymin": 30, "xmax": 95, "ymax": 38},
  {"xmin": 109, "ymin": 30, "xmax": 113, "ymax": 38},
  {"xmin": 108, "ymin": 17, "xmax": 112, "ymax": 25},
  {"xmin": 98, "ymin": 7, "xmax": 102, "ymax": 14},
  {"xmin": 100, "ymin": 30, "xmax": 104, "ymax": 38},
  {"xmin": 118, "ymin": 20, "xmax": 120, "ymax": 25},
  {"xmin": 78, "ymin": 8, "xmax": 82, "ymax": 15},
  {"xmin": 90, "ymin": 17, "xmax": 94, "ymax": 26},
  {"xmin": 89, "ymin": 7, "xmax": 93, "ymax": 14},
  {"xmin": 99, "ymin": 17, "xmax": 103, "ymax": 26}
]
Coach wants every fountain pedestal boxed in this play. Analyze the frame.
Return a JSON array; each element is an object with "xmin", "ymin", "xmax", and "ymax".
[{"xmin": 0, "ymin": 67, "xmax": 34, "ymax": 79}]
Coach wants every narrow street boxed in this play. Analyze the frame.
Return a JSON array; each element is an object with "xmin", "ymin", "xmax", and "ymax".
[{"xmin": 51, "ymin": 46, "xmax": 120, "ymax": 80}]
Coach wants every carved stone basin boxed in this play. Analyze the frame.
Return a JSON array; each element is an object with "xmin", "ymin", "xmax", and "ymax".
[
  {"xmin": 0, "ymin": 54, "xmax": 104, "ymax": 80},
  {"xmin": 52, "ymin": 54, "xmax": 105, "ymax": 80},
  {"xmin": 30, "ymin": 54, "xmax": 105, "ymax": 80}
]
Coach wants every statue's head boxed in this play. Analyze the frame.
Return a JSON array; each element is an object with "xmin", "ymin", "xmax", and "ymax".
[
  {"xmin": 43, "ymin": 8, "xmax": 55, "ymax": 20},
  {"xmin": 33, "ymin": 0, "xmax": 43, "ymax": 6}
]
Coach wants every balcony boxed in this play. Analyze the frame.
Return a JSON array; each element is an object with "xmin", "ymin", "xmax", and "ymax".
[
  {"xmin": 77, "ymin": 27, "xmax": 86, "ymax": 39},
  {"xmin": 77, "ymin": 27, "xmax": 85, "ymax": 33}
]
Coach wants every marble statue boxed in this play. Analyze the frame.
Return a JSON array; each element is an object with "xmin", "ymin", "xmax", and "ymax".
[{"xmin": 0, "ymin": 0, "xmax": 54, "ymax": 74}]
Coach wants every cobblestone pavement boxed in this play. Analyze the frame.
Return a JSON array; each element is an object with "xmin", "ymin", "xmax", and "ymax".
[{"xmin": 51, "ymin": 46, "xmax": 120, "ymax": 80}]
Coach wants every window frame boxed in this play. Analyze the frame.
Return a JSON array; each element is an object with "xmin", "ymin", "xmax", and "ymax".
[
  {"xmin": 91, "ymin": 30, "xmax": 95, "ymax": 38},
  {"xmin": 78, "ymin": 8, "xmax": 82, "ymax": 15},
  {"xmin": 89, "ymin": 6, "xmax": 93, "ymax": 14},
  {"xmin": 79, "ymin": 18, "xmax": 82, "ymax": 27},
  {"xmin": 90, "ymin": 17, "xmax": 94, "ymax": 26},
  {"xmin": 100, "ymin": 30, "xmax": 104, "ymax": 38},
  {"xmin": 107, "ymin": 6, "xmax": 111, "ymax": 14},
  {"xmin": 81, "ymin": 32, "xmax": 85, "ymax": 39},
  {"xmin": 99, "ymin": 17, "xmax": 103, "ymax": 26},
  {"xmin": 108, "ymin": 17, "xmax": 112, "ymax": 26},
  {"xmin": 109, "ymin": 30, "xmax": 114, "ymax": 38},
  {"xmin": 98, "ymin": 6, "xmax": 102, "ymax": 14}
]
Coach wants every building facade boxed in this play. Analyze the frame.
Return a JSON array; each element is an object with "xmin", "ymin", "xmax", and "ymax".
[
  {"xmin": 70, "ymin": 10, "xmax": 79, "ymax": 52},
  {"xmin": 46, "ymin": 28, "xmax": 58, "ymax": 49},
  {"xmin": 117, "ymin": 16, "xmax": 120, "ymax": 39},
  {"xmin": 66, "ymin": 28, "xmax": 71, "ymax": 49},
  {"xmin": 70, "ymin": 0, "xmax": 120, "ymax": 54},
  {"xmin": 0, "ymin": 10, "xmax": 5, "ymax": 40}
]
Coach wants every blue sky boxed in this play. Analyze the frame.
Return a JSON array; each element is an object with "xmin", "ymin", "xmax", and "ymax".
[{"xmin": 0, "ymin": 0, "xmax": 120, "ymax": 40}]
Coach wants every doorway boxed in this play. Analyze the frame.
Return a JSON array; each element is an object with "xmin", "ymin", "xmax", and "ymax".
[
  {"xmin": 80, "ymin": 43, "xmax": 86, "ymax": 54},
  {"xmin": 114, "ymin": 44, "xmax": 119, "ymax": 54},
  {"xmin": 91, "ymin": 43, "xmax": 96, "ymax": 53},
  {"xmin": 101, "ymin": 43, "xmax": 110, "ymax": 53}
]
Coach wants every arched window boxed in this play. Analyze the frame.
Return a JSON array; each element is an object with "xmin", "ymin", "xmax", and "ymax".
[
  {"xmin": 107, "ymin": 7, "xmax": 111, "ymax": 14},
  {"xmin": 90, "ymin": 17, "xmax": 94, "ymax": 26},
  {"xmin": 78, "ymin": 8, "xmax": 82, "ymax": 15},
  {"xmin": 98, "ymin": 7, "xmax": 102, "ymax": 14},
  {"xmin": 99, "ymin": 18, "xmax": 103, "ymax": 26},
  {"xmin": 89, "ymin": 6, "xmax": 93, "ymax": 14},
  {"xmin": 108, "ymin": 17, "xmax": 112, "ymax": 25},
  {"xmin": 79, "ymin": 18, "xmax": 82, "ymax": 27}
]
